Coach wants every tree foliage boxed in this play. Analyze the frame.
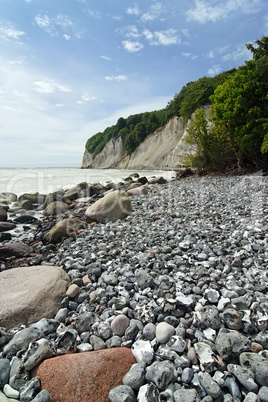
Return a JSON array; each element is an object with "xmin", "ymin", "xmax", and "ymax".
[
  {"xmin": 186, "ymin": 36, "xmax": 268, "ymax": 172},
  {"xmin": 85, "ymin": 36, "xmax": 267, "ymax": 171}
]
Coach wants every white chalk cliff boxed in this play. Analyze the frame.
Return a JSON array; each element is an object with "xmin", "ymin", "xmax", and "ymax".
[{"xmin": 81, "ymin": 109, "xmax": 208, "ymax": 170}]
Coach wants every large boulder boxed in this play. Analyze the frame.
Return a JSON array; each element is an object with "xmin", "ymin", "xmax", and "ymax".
[
  {"xmin": 43, "ymin": 201, "xmax": 69, "ymax": 216},
  {"xmin": 0, "ymin": 242, "xmax": 33, "ymax": 258},
  {"xmin": 0, "ymin": 192, "xmax": 17, "ymax": 204},
  {"xmin": 0, "ymin": 222, "xmax": 16, "ymax": 232},
  {"xmin": 0, "ymin": 266, "xmax": 70, "ymax": 329},
  {"xmin": 32, "ymin": 348, "xmax": 136, "ymax": 402},
  {"xmin": 18, "ymin": 193, "xmax": 46, "ymax": 205},
  {"xmin": 85, "ymin": 190, "xmax": 132, "ymax": 223},
  {"xmin": 43, "ymin": 218, "xmax": 86, "ymax": 243},
  {"xmin": 0, "ymin": 207, "xmax": 7, "ymax": 222},
  {"xmin": 43, "ymin": 191, "xmax": 64, "ymax": 209}
]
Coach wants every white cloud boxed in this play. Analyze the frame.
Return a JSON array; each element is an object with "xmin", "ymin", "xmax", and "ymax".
[
  {"xmin": 87, "ymin": 9, "xmax": 102, "ymax": 19},
  {"xmin": 35, "ymin": 14, "xmax": 54, "ymax": 33},
  {"xmin": 182, "ymin": 52, "xmax": 198, "ymax": 60},
  {"xmin": 33, "ymin": 80, "xmax": 72, "ymax": 94},
  {"xmin": 0, "ymin": 21, "xmax": 25, "ymax": 42},
  {"xmin": 77, "ymin": 94, "xmax": 96, "ymax": 104},
  {"xmin": 186, "ymin": 0, "xmax": 262, "ymax": 23},
  {"xmin": 35, "ymin": 13, "xmax": 81, "ymax": 38},
  {"xmin": 126, "ymin": 4, "xmax": 140, "ymax": 16},
  {"xmin": 143, "ymin": 29, "xmax": 181, "ymax": 46},
  {"xmin": 141, "ymin": 2, "xmax": 165, "ymax": 22},
  {"xmin": 100, "ymin": 55, "xmax": 112, "ymax": 61},
  {"xmin": 221, "ymin": 43, "xmax": 252, "ymax": 62},
  {"xmin": 208, "ymin": 65, "xmax": 222, "ymax": 75},
  {"xmin": 105, "ymin": 75, "xmax": 128, "ymax": 82},
  {"xmin": 122, "ymin": 40, "xmax": 144, "ymax": 52}
]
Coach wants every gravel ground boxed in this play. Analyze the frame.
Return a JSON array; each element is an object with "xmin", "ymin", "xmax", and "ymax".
[{"xmin": 0, "ymin": 173, "xmax": 268, "ymax": 401}]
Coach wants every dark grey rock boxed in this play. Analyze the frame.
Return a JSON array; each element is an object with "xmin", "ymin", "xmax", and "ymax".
[
  {"xmin": 31, "ymin": 389, "xmax": 52, "ymax": 402},
  {"xmin": 0, "ymin": 359, "xmax": 10, "ymax": 389},
  {"xmin": 227, "ymin": 363, "xmax": 258, "ymax": 392},
  {"xmin": 137, "ymin": 383, "xmax": 160, "ymax": 401},
  {"xmin": 199, "ymin": 372, "xmax": 221, "ymax": 399},
  {"xmin": 3, "ymin": 328, "xmax": 43, "ymax": 358},
  {"xmin": 173, "ymin": 388, "xmax": 201, "ymax": 402},
  {"xmin": 19, "ymin": 377, "xmax": 41, "ymax": 402},
  {"xmin": 9, "ymin": 357, "xmax": 30, "ymax": 391},
  {"xmin": 123, "ymin": 362, "xmax": 146, "ymax": 390},
  {"xmin": 258, "ymin": 386, "xmax": 268, "ymax": 402},
  {"xmin": 222, "ymin": 308, "xmax": 242, "ymax": 330},
  {"xmin": 145, "ymin": 361, "xmax": 175, "ymax": 390},
  {"xmin": 215, "ymin": 328, "xmax": 251, "ymax": 359},
  {"xmin": 108, "ymin": 385, "xmax": 136, "ymax": 402}
]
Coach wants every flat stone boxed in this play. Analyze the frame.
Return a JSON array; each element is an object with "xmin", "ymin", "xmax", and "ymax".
[
  {"xmin": 3, "ymin": 327, "xmax": 43, "ymax": 358},
  {"xmin": 0, "ymin": 222, "xmax": 16, "ymax": 233},
  {"xmin": 173, "ymin": 388, "xmax": 200, "ymax": 401},
  {"xmin": 0, "ymin": 266, "xmax": 69, "ymax": 329},
  {"xmin": 199, "ymin": 372, "xmax": 221, "ymax": 398},
  {"xmin": 32, "ymin": 348, "xmax": 136, "ymax": 402}
]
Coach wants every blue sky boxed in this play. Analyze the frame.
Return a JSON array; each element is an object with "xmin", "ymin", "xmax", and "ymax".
[{"xmin": 0, "ymin": 0, "xmax": 267, "ymax": 168}]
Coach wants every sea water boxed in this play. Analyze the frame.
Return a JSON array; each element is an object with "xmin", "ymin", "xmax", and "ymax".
[{"xmin": 0, "ymin": 168, "xmax": 175, "ymax": 196}]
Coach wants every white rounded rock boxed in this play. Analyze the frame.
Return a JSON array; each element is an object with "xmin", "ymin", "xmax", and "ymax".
[{"xmin": 155, "ymin": 322, "xmax": 175, "ymax": 344}]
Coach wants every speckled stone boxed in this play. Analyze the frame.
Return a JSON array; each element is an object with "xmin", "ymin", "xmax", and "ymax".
[{"xmin": 32, "ymin": 348, "xmax": 136, "ymax": 402}]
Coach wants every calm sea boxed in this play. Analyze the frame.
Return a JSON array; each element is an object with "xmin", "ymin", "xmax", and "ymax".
[{"xmin": 0, "ymin": 168, "xmax": 175, "ymax": 196}]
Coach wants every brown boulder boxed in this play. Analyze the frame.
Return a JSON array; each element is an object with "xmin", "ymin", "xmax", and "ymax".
[
  {"xmin": 0, "ymin": 206, "xmax": 7, "ymax": 222},
  {"xmin": 32, "ymin": 348, "xmax": 136, "ymax": 402},
  {"xmin": 43, "ymin": 218, "xmax": 86, "ymax": 243},
  {"xmin": 0, "ymin": 242, "xmax": 33, "ymax": 258},
  {"xmin": 0, "ymin": 265, "xmax": 70, "ymax": 329},
  {"xmin": 0, "ymin": 222, "xmax": 16, "ymax": 232},
  {"xmin": 43, "ymin": 201, "xmax": 69, "ymax": 216},
  {"xmin": 127, "ymin": 186, "xmax": 148, "ymax": 196}
]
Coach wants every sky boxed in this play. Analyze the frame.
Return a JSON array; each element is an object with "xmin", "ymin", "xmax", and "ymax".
[{"xmin": 0, "ymin": 0, "xmax": 267, "ymax": 168}]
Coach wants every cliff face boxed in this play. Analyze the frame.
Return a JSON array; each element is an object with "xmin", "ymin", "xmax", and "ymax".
[{"xmin": 81, "ymin": 110, "xmax": 205, "ymax": 170}]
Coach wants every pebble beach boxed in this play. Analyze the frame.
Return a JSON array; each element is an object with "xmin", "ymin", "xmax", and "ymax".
[{"xmin": 0, "ymin": 172, "xmax": 268, "ymax": 401}]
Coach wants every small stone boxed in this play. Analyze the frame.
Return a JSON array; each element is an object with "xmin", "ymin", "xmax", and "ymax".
[
  {"xmin": 181, "ymin": 367, "xmax": 194, "ymax": 384},
  {"xmin": 199, "ymin": 372, "xmax": 221, "ymax": 399},
  {"xmin": 258, "ymin": 386, "xmax": 268, "ymax": 402},
  {"xmin": 244, "ymin": 392, "xmax": 260, "ymax": 402},
  {"xmin": 143, "ymin": 323, "xmax": 156, "ymax": 341},
  {"xmin": 205, "ymin": 289, "xmax": 219, "ymax": 304},
  {"xmin": 90, "ymin": 335, "xmax": 106, "ymax": 351},
  {"xmin": 3, "ymin": 384, "xmax": 19, "ymax": 399},
  {"xmin": 108, "ymin": 385, "xmax": 136, "ymax": 402},
  {"xmin": 137, "ymin": 383, "xmax": 160, "ymax": 401},
  {"xmin": 3, "ymin": 328, "xmax": 43, "ymax": 358},
  {"xmin": 145, "ymin": 361, "xmax": 175, "ymax": 390},
  {"xmin": 131, "ymin": 340, "xmax": 154, "ymax": 365},
  {"xmin": 66, "ymin": 284, "xmax": 80, "ymax": 298},
  {"xmin": 251, "ymin": 342, "xmax": 263, "ymax": 353},
  {"xmin": 123, "ymin": 362, "xmax": 146, "ymax": 390},
  {"xmin": 187, "ymin": 347, "xmax": 198, "ymax": 365},
  {"xmin": 227, "ymin": 364, "xmax": 258, "ymax": 392},
  {"xmin": 32, "ymin": 389, "xmax": 52, "ymax": 402},
  {"xmin": 19, "ymin": 377, "xmax": 41, "ymax": 402},
  {"xmin": 215, "ymin": 328, "xmax": 251, "ymax": 359},
  {"xmin": 0, "ymin": 359, "xmax": 10, "ymax": 389},
  {"xmin": 194, "ymin": 342, "xmax": 219, "ymax": 373},
  {"xmin": 111, "ymin": 314, "xmax": 130, "ymax": 336},
  {"xmin": 224, "ymin": 376, "xmax": 242, "ymax": 399},
  {"xmin": 173, "ymin": 388, "xmax": 200, "ymax": 401},
  {"xmin": 167, "ymin": 335, "xmax": 186, "ymax": 353},
  {"xmin": 222, "ymin": 308, "xmax": 242, "ymax": 330},
  {"xmin": 155, "ymin": 322, "xmax": 175, "ymax": 344},
  {"xmin": 24, "ymin": 339, "xmax": 54, "ymax": 371}
]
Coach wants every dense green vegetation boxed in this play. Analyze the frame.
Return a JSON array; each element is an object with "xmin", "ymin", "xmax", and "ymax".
[
  {"xmin": 85, "ymin": 35, "xmax": 268, "ymax": 172},
  {"xmin": 85, "ymin": 69, "xmax": 236, "ymax": 156},
  {"xmin": 186, "ymin": 36, "xmax": 268, "ymax": 172}
]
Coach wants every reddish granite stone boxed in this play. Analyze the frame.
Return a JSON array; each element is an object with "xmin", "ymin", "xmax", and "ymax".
[{"xmin": 32, "ymin": 348, "xmax": 136, "ymax": 402}]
